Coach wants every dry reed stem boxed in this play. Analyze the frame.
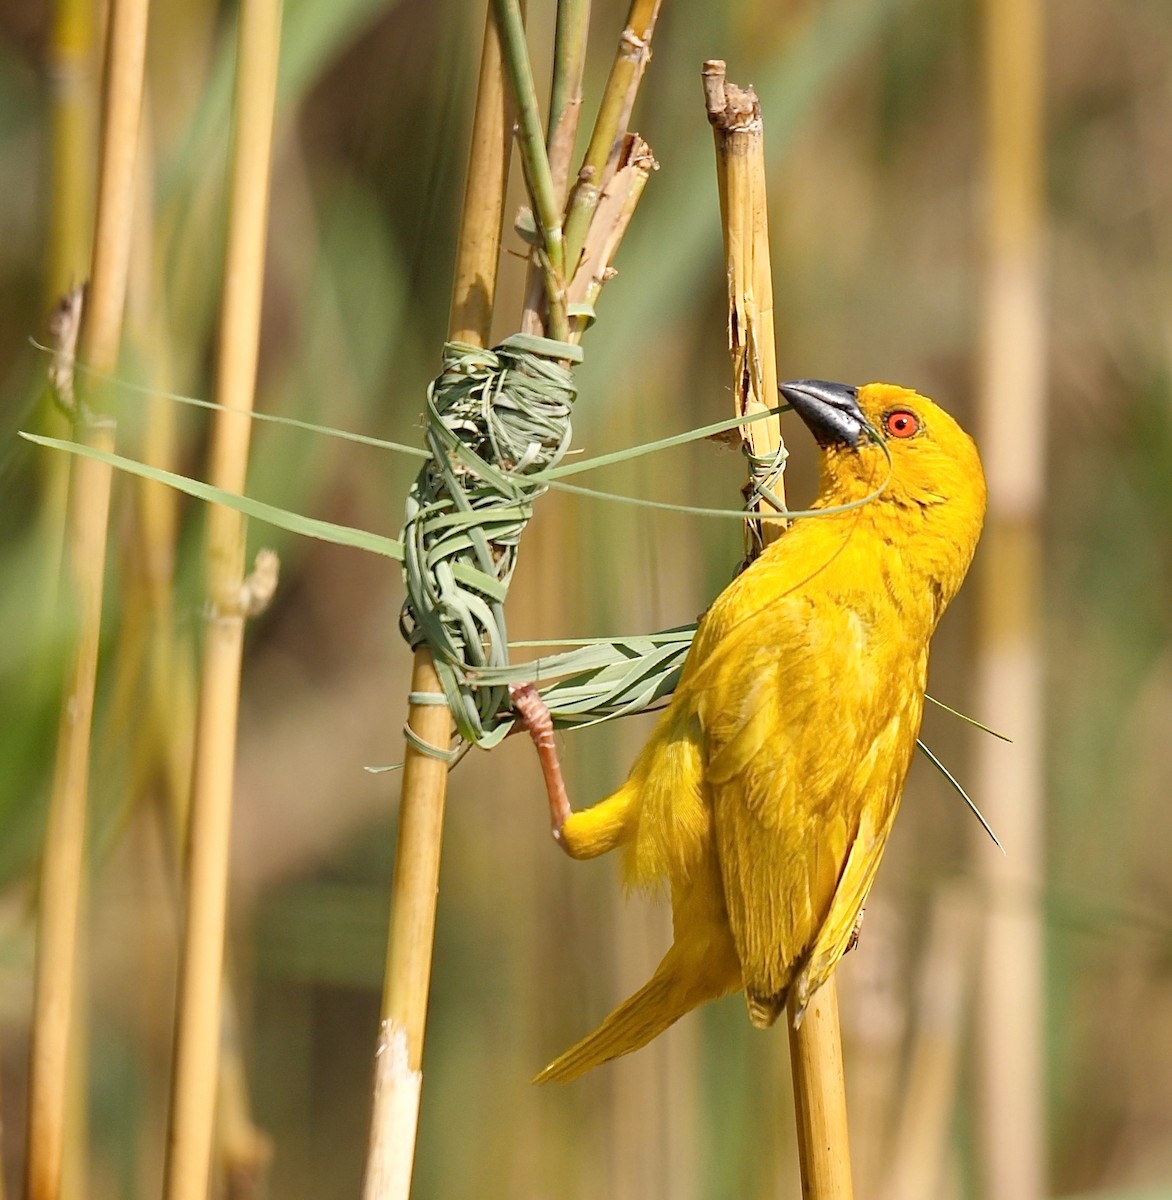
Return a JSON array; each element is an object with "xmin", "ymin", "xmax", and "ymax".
[
  {"xmin": 879, "ymin": 886, "xmax": 977, "ymax": 1200},
  {"xmin": 705, "ymin": 59, "xmax": 852, "ymax": 1200},
  {"xmin": 449, "ymin": 7, "xmax": 511, "ymax": 346},
  {"xmin": 361, "ymin": 10, "xmax": 512, "ymax": 1196},
  {"xmin": 42, "ymin": 0, "xmax": 96, "ymax": 627},
  {"xmin": 703, "ymin": 61, "xmax": 785, "ymax": 549},
  {"xmin": 161, "ymin": 0, "xmax": 282, "ymax": 1196},
  {"xmin": 363, "ymin": 653, "xmax": 452, "ymax": 1200},
  {"xmin": 566, "ymin": 134, "xmax": 656, "ymax": 340},
  {"xmin": 26, "ymin": 0, "xmax": 150, "ymax": 1193},
  {"xmin": 786, "ymin": 980, "xmax": 854, "ymax": 1200},
  {"xmin": 563, "ymin": 0, "xmax": 661, "ymax": 270},
  {"xmin": 46, "ymin": 0, "xmax": 95, "ymax": 302},
  {"xmin": 974, "ymin": 0, "xmax": 1048, "ymax": 1196},
  {"xmin": 25, "ymin": 420, "xmax": 115, "ymax": 1200}
]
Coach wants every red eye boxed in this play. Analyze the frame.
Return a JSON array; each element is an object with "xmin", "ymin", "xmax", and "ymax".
[{"xmin": 884, "ymin": 410, "xmax": 919, "ymax": 439}]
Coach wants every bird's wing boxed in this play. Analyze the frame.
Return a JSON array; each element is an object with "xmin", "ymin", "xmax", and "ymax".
[{"xmin": 700, "ymin": 594, "xmax": 899, "ymax": 1012}]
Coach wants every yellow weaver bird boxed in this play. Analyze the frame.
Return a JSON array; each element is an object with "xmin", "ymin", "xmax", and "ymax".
[{"xmin": 511, "ymin": 379, "xmax": 986, "ymax": 1083}]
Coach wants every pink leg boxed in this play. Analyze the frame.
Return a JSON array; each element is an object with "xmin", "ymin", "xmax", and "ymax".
[{"xmin": 509, "ymin": 683, "xmax": 573, "ymax": 849}]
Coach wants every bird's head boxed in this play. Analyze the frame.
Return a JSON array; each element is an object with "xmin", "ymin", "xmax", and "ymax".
[{"xmin": 779, "ymin": 378, "xmax": 987, "ymax": 583}]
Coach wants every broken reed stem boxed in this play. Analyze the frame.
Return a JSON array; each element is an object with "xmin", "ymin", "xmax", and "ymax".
[
  {"xmin": 703, "ymin": 60, "xmax": 785, "ymax": 554},
  {"xmin": 705, "ymin": 59, "xmax": 852, "ymax": 1199},
  {"xmin": 974, "ymin": 0, "xmax": 1048, "ymax": 1197},
  {"xmin": 566, "ymin": 135, "xmax": 655, "ymax": 341},
  {"xmin": 360, "ymin": 11, "xmax": 511, "ymax": 1199},
  {"xmin": 25, "ymin": 0, "xmax": 150, "ymax": 1196},
  {"xmin": 161, "ymin": 0, "xmax": 282, "ymax": 1197},
  {"xmin": 563, "ymin": 0, "xmax": 661, "ymax": 272}
]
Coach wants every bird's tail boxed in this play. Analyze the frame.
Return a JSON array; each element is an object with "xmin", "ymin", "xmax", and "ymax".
[{"xmin": 534, "ymin": 945, "xmax": 737, "ymax": 1084}]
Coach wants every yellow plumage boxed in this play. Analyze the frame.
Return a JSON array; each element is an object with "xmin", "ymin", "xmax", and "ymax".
[{"xmin": 532, "ymin": 381, "xmax": 987, "ymax": 1083}]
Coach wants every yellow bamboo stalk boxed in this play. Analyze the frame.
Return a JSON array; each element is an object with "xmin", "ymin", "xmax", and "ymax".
[
  {"xmin": 24, "ymin": 419, "xmax": 115, "ymax": 1200},
  {"xmin": 563, "ymin": 0, "xmax": 661, "ymax": 270},
  {"xmin": 787, "ymin": 982, "xmax": 854, "ymax": 1200},
  {"xmin": 361, "ymin": 11, "xmax": 511, "ymax": 1197},
  {"xmin": 161, "ymin": 1, "xmax": 283, "ymax": 1197},
  {"xmin": 974, "ymin": 0, "xmax": 1048, "ymax": 1198},
  {"xmin": 448, "ymin": 7, "xmax": 510, "ymax": 346},
  {"xmin": 705, "ymin": 59, "xmax": 853, "ymax": 1200},
  {"xmin": 25, "ymin": 0, "xmax": 151, "ymax": 1195}
]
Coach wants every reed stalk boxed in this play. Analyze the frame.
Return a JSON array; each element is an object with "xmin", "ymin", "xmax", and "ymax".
[
  {"xmin": 491, "ymin": 0, "xmax": 569, "ymax": 340},
  {"xmin": 25, "ymin": 0, "xmax": 150, "ymax": 1195},
  {"xmin": 879, "ymin": 886, "xmax": 976, "ymax": 1200},
  {"xmin": 24, "ymin": 418, "xmax": 115, "ymax": 1200},
  {"xmin": 705, "ymin": 59, "xmax": 853, "ymax": 1200},
  {"xmin": 448, "ymin": 7, "xmax": 511, "ymax": 346},
  {"xmin": 547, "ymin": 0, "xmax": 591, "ymax": 207},
  {"xmin": 973, "ymin": 0, "xmax": 1048, "ymax": 1197},
  {"xmin": 161, "ymin": 0, "xmax": 283, "ymax": 1196},
  {"xmin": 360, "ymin": 12, "xmax": 511, "ymax": 1197},
  {"xmin": 563, "ymin": 0, "xmax": 661, "ymax": 272},
  {"xmin": 46, "ymin": 0, "xmax": 96, "ymax": 303}
]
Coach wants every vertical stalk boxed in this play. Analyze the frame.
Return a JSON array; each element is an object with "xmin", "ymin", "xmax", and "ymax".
[
  {"xmin": 547, "ymin": 0, "xmax": 591, "ymax": 207},
  {"xmin": 705, "ymin": 60, "xmax": 852, "ymax": 1200},
  {"xmin": 24, "ymin": 421, "xmax": 115, "ymax": 1200},
  {"xmin": 361, "ymin": 9, "xmax": 511, "ymax": 1197},
  {"xmin": 702, "ymin": 61, "xmax": 785, "ymax": 552},
  {"xmin": 787, "ymin": 983, "xmax": 854, "ymax": 1199},
  {"xmin": 25, "ymin": 0, "xmax": 150, "ymax": 1195},
  {"xmin": 448, "ymin": 7, "xmax": 511, "ymax": 346},
  {"xmin": 161, "ymin": 0, "xmax": 283, "ymax": 1197},
  {"xmin": 974, "ymin": 0, "xmax": 1048, "ymax": 1198},
  {"xmin": 563, "ymin": 0, "xmax": 661, "ymax": 273},
  {"xmin": 46, "ymin": 0, "xmax": 95, "ymax": 304},
  {"xmin": 491, "ymin": 0, "xmax": 569, "ymax": 340}
]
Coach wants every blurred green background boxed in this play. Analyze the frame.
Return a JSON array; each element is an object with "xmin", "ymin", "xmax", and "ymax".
[{"xmin": 1, "ymin": 0, "xmax": 1171, "ymax": 1197}]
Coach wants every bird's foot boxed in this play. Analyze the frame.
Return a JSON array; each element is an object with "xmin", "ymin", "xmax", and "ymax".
[{"xmin": 509, "ymin": 682, "xmax": 573, "ymax": 850}]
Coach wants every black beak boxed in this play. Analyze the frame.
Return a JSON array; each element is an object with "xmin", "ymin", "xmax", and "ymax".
[{"xmin": 779, "ymin": 379, "xmax": 865, "ymax": 448}]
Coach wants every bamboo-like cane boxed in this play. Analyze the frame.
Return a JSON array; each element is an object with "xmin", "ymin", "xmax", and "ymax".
[
  {"xmin": 973, "ymin": 0, "xmax": 1048, "ymax": 1198},
  {"xmin": 563, "ymin": 0, "xmax": 661, "ymax": 272},
  {"xmin": 360, "ymin": 13, "xmax": 511, "ymax": 1199},
  {"xmin": 24, "ymin": 419, "xmax": 114, "ymax": 1200},
  {"xmin": 24, "ymin": 1, "xmax": 150, "ymax": 1197},
  {"xmin": 703, "ymin": 60, "xmax": 854, "ymax": 1200},
  {"xmin": 161, "ymin": 1, "xmax": 283, "ymax": 1198}
]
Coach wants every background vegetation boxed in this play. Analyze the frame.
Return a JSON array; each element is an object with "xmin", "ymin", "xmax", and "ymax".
[{"xmin": 0, "ymin": 0, "xmax": 1170, "ymax": 1196}]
